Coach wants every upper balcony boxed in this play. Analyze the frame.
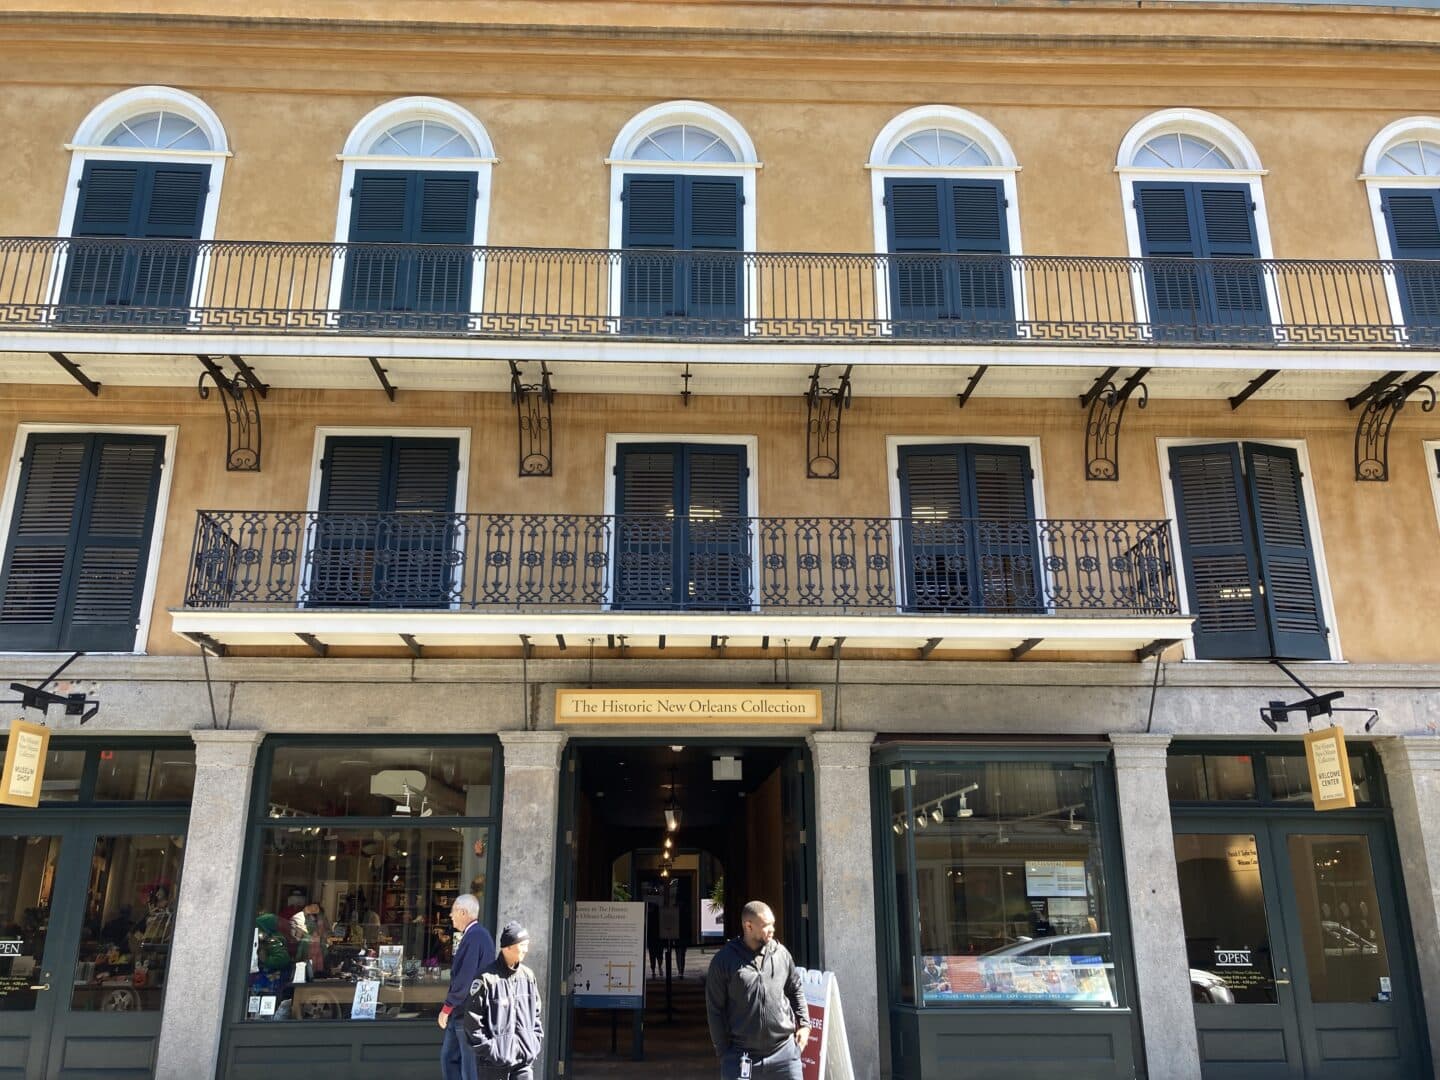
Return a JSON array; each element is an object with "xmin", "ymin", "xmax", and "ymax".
[
  {"xmin": 170, "ymin": 509, "xmax": 1193, "ymax": 660},
  {"xmin": 0, "ymin": 238, "xmax": 1437, "ymax": 388}
]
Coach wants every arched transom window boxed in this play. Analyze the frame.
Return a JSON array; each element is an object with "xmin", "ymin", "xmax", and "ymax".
[
  {"xmin": 367, "ymin": 118, "xmax": 477, "ymax": 159},
  {"xmin": 1377, "ymin": 138, "xmax": 1440, "ymax": 177},
  {"xmin": 631, "ymin": 124, "xmax": 737, "ymax": 163},
  {"xmin": 101, "ymin": 109, "xmax": 212, "ymax": 152},
  {"xmin": 887, "ymin": 127, "xmax": 992, "ymax": 168},
  {"xmin": 1134, "ymin": 132, "xmax": 1234, "ymax": 171}
]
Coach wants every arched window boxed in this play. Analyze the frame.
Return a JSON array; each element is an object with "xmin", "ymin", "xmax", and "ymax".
[
  {"xmin": 1116, "ymin": 109, "xmax": 1274, "ymax": 340},
  {"xmin": 57, "ymin": 87, "xmax": 230, "ymax": 321},
  {"xmin": 1361, "ymin": 118, "xmax": 1440, "ymax": 334},
  {"xmin": 868, "ymin": 107, "xmax": 1022, "ymax": 333},
  {"xmin": 332, "ymin": 98, "xmax": 496, "ymax": 325},
  {"xmin": 607, "ymin": 102, "xmax": 759, "ymax": 328}
]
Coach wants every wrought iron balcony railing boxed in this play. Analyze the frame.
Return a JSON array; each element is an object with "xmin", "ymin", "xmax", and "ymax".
[
  {"xmin": 183, "ymin": 510, "xmax": 1180, "ymax": 616},
  {"xmin": 1, "ymin": 236, "xmax": 1437, "ymax": 347}
]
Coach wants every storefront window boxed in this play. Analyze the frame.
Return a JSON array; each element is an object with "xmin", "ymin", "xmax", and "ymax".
[
  {"xmin": 1166, "ymin": 753, "xmax": 1257, "ymax": 802},
  {"xmin": 1174, "ymin": 833, "xmax": 1277, "ymax": 1003},
  {"xmin": 38, "ymin": 750, "xmax": 85, "ymax": 803},
  {"xmin": 887, "ymin": 757, "xmax": 1121, "ymax": 1008},
  {"xmin": 0, "ymin": 834, "xmax": 60, "ymax": 1011},
  {"xmin": 241, "ymin": 742, "xmax": 499, "ymax": 1023},
  {"xmin": 1266, "ymin": 752, "xmax": 1375, "ymax": 807},
  {"xmin": 95, "ymin": 749, "xmax": 196, "ymax": 801}
]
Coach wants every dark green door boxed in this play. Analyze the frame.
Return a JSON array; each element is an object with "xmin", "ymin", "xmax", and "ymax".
[
  {"xmin": 549, "ymin": 744, "xmax": 582, "ymax": 1080},
  {"xmin": 0, "ymin": 812, "xmax": 189, "ymax": 1080},
  {"xmin": 1175, "ymin": 817, "xmax": 1424, "ymax": 1079}
]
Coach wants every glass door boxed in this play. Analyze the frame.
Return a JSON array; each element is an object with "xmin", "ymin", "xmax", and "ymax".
[{"xmin": 0, "ymin": 832, "xmax": 66, "ymax": 1080}]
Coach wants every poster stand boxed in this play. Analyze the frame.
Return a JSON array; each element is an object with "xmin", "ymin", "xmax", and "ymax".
[{"xmin": 796, "ymin": 968, "xmax": 854, "ymax": 1080}]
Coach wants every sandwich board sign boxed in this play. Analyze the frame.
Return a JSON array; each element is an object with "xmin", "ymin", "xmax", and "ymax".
[{"xmin": 796, "ymin": 967, "xmax": 854, "ymax": 1080}]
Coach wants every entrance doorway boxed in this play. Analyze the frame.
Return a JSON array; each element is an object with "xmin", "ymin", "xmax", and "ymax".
[
  {"xmin": 1169, "ymin": 747, "xmax": 1430, "ymax": 1079},
  {"xmin": 553, "ymin": 741, "xmax": 816, "ymax": 1080}
]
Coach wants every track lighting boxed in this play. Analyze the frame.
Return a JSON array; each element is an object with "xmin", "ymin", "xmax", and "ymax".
[
  {"xmin": 930, "ymin": 806, "xmax": 945, "ymax": 824},
  {"xmin": 1065, "ymin": 807, "xmax": 1085, "ymax": 833}
]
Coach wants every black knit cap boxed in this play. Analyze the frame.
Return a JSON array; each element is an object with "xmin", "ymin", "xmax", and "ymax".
[{"xmin": 500, "ymin": 921, "xmax": 530, "ymax": 947}]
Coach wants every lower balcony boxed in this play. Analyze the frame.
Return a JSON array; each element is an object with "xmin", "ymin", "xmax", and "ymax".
[{"xmin": 171, "ymin": 511, "xmax": 1193, "ymax": 659}]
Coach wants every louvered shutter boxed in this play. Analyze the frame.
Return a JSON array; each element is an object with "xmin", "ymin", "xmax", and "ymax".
[
  {"xmin": 131, "ymin": 164, "xmax": 209, "ymax": 318},
  {"xmin": 684, "ymin": 177, "xmax": 743, "ymax": 323},
  {"xmin": 683, "ymin": 446, "xmax": 750, "ymax": 608},
  {"xmin": 1242, "ymin": 443, "xmax": 1328, "ymax": 660},
  {"xmin": 886, "ymin": 178, "xmax": 948, "ymax": 324},
  {"xmin": 1381, "ymin": 188, "xmax": 1440, "ymax": 333},
  {"xmin": 342, "ymin": 171, "xmax": 413, "ymax": 316},
  {"xmin": 898, "ymin": 446, "xmax": 971, "ymax": 610},
  {"xmin": 1134, "ymin": 182, "xmax": 1206, "ymax": 333},
  {"xmin": 63, "ymin": 163, "xmax": 143, "ymax": 311},
  {"xmin": 1168, "ymin": 444, "xmax": 1269, "ymax": 659},
  {"xmin": 0, "ymin": 434, "xmax": 163, "ymax": 652},
  {"xmin": 1196, "ymin": 183, "xmax": 1268, "ymax": 333},
  {"xmin": 948, "ymin": 181, "xmax": 1013, "ymax": 328},
  {"xmin": 412, "ymin": 173, "xmax": 476, "ymax": 320},
  {"xmin": 313, "ymin": 438, "xmax": 388, "ymax": 604},
  {"xmin": 615, "ymin": 445, "xmax": 680, "ymax": 607},
  {"xmin": 621, "ymin": 175, "xmax": 681, "ymax": 320},
  {"xmin": 966, "ymin": 446, "xmax": 1039, "ymax": 611}
]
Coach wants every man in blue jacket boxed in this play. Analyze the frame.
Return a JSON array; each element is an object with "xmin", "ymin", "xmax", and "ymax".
[
  {"xmin": 463, "ymin": 921, "xmax": 544, "ymax": 1080},
  {"xmin": 439, "ymin": 894, "xmax": 496, "ymax": 1080}
]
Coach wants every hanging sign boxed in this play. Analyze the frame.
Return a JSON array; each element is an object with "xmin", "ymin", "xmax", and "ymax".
[
  {"xmin": 796, "ymin": 968, "xmax": 854, "ymax": 1080},
  {"xmin": 556, "ymin": 689, "xmax": 822, "ymax": 725},
  {"xmin": 1304, "ymin": 725, "xmax": 1356, "ymax": 810},
  {"xmin": 0, "ymin": 719, "xmax": 50, "ymax": 808}
]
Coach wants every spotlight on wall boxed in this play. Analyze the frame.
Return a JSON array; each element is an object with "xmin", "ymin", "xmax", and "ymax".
[
  {"xmin": 914, "ymin": 814, "xmax": 928, "ymax": 830},
  {"xmin": 930, "ymin": 806, "xmax": 945, "ymax": 824},
  {"xmin": 955, "ymin": 795, "xmax": 973, "ymax": 818},
  {"xmin": 1065, "ymin": 808, "xmax": 1085, "ymax": 833},
  {"xmin": 892, "ymin": 821, "xmax": 904, "ymax": 835}
]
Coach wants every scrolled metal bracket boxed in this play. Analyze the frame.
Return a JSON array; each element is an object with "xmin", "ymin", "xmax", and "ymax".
[
  {"xmin": 806, "ymin": 364, "xmax": 853, "ymax": 479},
  {"xmin": 1354, "ymin": 370, "xmax": 1436, "ymax": 481},
  {"xmin": 510, "ymin": 360, "xmax": 554, "ymax": 477},
  {"xmin": 197, "ymin": 354, "xmax": 266, "ymax": 472},
  {"xmin": 1082, "ymin": 366, "xmax": 1150, "ymax": 481}
]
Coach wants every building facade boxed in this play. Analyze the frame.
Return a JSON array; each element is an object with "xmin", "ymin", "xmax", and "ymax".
[{"xmin": 1, "ymin": 2, "xmax": 1440, "ymax": 1078}]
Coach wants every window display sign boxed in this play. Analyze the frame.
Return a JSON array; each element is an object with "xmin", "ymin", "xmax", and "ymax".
[
  {"xmin": 0, "ymin": 719, "xmax": 50, "ymax": 808},
  {"xmin": 572, "ymin": 902, "xmax": 645, "ymax": 1008},
  {"xmin": 919, "ymin": 955, "xmax": 1115, "ymax": 1006},
  {"xmin": 1024, "ymin": 860, "xmax": 1087, "ymax": 898},
  {"xmin": 350, "ymin": 980, "xmax": 380, "ymax": 1020},
  {"xmin": 1304, "ymin": 726, "xmax": 1356, "ymax": 811}
]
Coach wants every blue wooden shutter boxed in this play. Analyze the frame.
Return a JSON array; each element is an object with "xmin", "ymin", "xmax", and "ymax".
[
  {"xmin": 131, "ymin": 164, "xmax": 209, "ymax": 316},
  {"xmin": 412, "ymin": 173, "xmax": 476, "ymax": 317},
  {"xmin": 343, "ymin": 171, "xmax": 415, "ymax": 315},
  {"xmin": 65, "ymin": 163, "xmax": 143, "ymax": 310},
  {"xmin": 1381, "ymin": 188, "xmax": 1440, "ymax": 332},
  {"xmin": 1168, "ymin": 443, "xmax": 1269, "ymax": 659},
  {"xmin": 313, "ymin": 437, "xmax": 388, "ymax": 604},
  {"xmin": 1242, "ymin": 443, "xmax": 1328, "ymax": 660},
  {"xmin": 885, "ymin": 178, "xmax": 948, "ymax": 323},
  {"xmin": 682, "ymin": 445, "xmax": 749, "ymax": 608},
  {"xmin": 965, "ymin": 445, "xmax": 1039, "ymax": 611},
  {"xmin": 614, "ymin": 444, "xmax": 680, "ymax": 606},
  {"xmin": 948, "ymin": 181, "xmax": 1013, "ymax": 326},
  {"xmin": 684, "ymin": 176, "xmax": 743, "ymax": 322},
  {"xmin": 621, "ymin": 175, "xmax": 681, "ymax": 319},
  {"xmin": 1134, "ymin": 182, "xmax": 1206, "ymax": 333},
  {"xmin": 0, "ymin": 434, "xmax": 163, "ymax": 651},
  {"xmin": 1195, "ymin": 183, "xmax": 1268, "ymax": 333},
  {"xmin": 898, "ymin": 446, "xmax": 969, "ymax": 610}
]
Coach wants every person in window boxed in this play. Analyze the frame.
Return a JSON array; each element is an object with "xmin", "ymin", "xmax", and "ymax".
[
  {"xmin": 462, "ymin": 921, "xmax": 543, "ymax": 1080},
  {"xmin": 302, "ymin": 902, "xmax": 330, "ymax": 977},
  {"xmin": 439, "ymin": 893, "xmax": 496, "ymax": 1080}
]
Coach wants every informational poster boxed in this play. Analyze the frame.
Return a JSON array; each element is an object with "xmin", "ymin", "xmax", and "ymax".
[
  {"xmin": 377, "ymin": 945, "xmax": 403, "ymax": 980},
  {"xmin": 919, "ymin": 955, "xmax": 1114, "ymax": 1006},
  {"xmin": 351, "ymin": 979, "xmax": 380, "ymax": 1020},
  {"xmin": 1024, "ymin": 860, "xmax": 1087, "ymax": 898},
  {"xmin": 795, "ymin": 967, "xmax": 853, "ymax": 1080},
  {"xmin": 572, "ymin": 901, "xmax": 645, "ymax": 1008}
]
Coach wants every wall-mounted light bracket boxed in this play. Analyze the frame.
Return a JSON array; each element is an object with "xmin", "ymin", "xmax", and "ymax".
[
  {"xmin": 510, "ymin": 360, "xmax": 555, "ymax": 477},
  {"xmin": 197, "ymin": 355, "xmax": 264, "ymax": 471},
  {"xmin": 1353, "ymin": 370, "xmax": 1435, "ymax": 481},
  {"xmin": 806, "ymin": 364, "xmax": 853, "ymax": 478},
  {"xmin": 1082, "ymin": 366, "xmax": 1149, "ymax": 481}
]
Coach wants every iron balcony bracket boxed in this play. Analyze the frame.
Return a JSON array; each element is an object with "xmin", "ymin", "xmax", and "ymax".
[
  {"xmin": 197, "ymin": 354, "xmax": 265, "ymax": 472},
  {"xmin": 680, "ymin": 363, "xmax": 693, "ymax": 407},
  {"xmin": 957, "ymin": 365, "xmax": 988, "ymax": 408},
  {"xmin": 1229, "ymin": 369, "xmax": 1280, "ymax": 411},
  {"xmin": 806, "ymin": 364, "xmax": 853, "ymax": 479},
  {"xmin": 1353, "ymin": 370, "xmax": 1436, "ymax": 481},
  {"xmin": 1082, "ymin": 366, "xmax": 1150, "ymax": 481},
  {"xmin": 510, "ymin": 360, "xmax": 555, "ymax": 477},
  {"xmin": 369, "ymin": 357, "xmax": 397, "ymax": 402},
  {"xmin": 49, "ymin": 351, "xmax": 100, "ymax": 396}
]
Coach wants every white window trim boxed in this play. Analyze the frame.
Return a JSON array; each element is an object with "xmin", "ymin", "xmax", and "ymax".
[
  {"xmin": 56, "ymin": 87, "xmax": 230, "ymax": 322},
  {"xmin": 868, "ymin": 107, "xmax": 1025, "ymax": 326},
  {"xmin": 603, "ymin": 433, "xmax": 761, "ymax": 609},
  {"xmin": 606, "ymin": 102, "xmax": 760, "ymax": 326},
  {"xmin": 1358, "ymin": 117, "xmax": 1440, "ymax": 331},
  {"xmin": 1116, "ymin": 109, "xmax": 1278, "ymax": 333},
  {"xmin": 1424, "ymin": 439, "xmax": 1440, "ymax": 542},
  {"xmin": 1155, "ymin": 436, "xmax": 1343, "ymax": 662},
  {"xmin": 330, "ymin": 98, "xmax": 496, "ymax": 318},
  {"xmin": 884, "ymin": 435, "xmax": 1047, "ymax": 613},
  {"xmin": 0, "ymin": 422, "xmax": 179, "ymax": 655}
]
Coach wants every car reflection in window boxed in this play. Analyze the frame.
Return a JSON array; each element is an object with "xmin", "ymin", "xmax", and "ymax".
[{"xmin": 984, "ymin": 931, "xmax": 1235, "ymax": 1005}]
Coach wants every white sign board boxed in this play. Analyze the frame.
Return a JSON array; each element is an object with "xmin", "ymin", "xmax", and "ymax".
[
  {"xmin": 1024, "ymin": 860, "xmax": 1087, "ymax": 898},
  {"xmin": 572, "ymin": 901, "xmax": 645, "ymax": 1009},
  {"xmin": 796, "ymin": 967, "xmax": 854, "ymax": 1080},
  {"xmin": 350, "ymin": 979, "xmax": 380, "ymax": 1020}
]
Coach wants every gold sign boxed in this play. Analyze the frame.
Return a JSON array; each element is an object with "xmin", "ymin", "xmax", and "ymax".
[
  {"xmin": 1304, "ymin": 725, "xmax": 1356, "ymax": 811},
  {"xmin": 1, "ymin": 719, "xmax": 51, "ymax": 808},
  {"xmin": 556, "ymin": 688, "xmax": 823, "ymax": 725}
]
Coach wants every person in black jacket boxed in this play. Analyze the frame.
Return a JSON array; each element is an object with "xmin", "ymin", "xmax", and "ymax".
[
  {"xmin": 462, "ymin": 921, "xmax": 544, "ymax": 1080},
  {"xmin": 440, "ymin": 894, "xmax": 497, "ymax": 1080},
  {"xmin": 705, "ymin": 901, "xmax": 810, "ymax": 1080}
]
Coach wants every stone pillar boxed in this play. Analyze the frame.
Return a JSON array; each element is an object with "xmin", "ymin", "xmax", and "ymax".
[
  {"xmin": 807, "ymin": 731, "xmax": 882, "ymax": 1080},
  {"xmin": 1110, "ymin": 733, "xmax": 1202, "ymax": 1080},
  {"xmin": 496, "ymin": 730, "xmax": 567, "ymax": 1004},
  {"xmin": 1377, "ymin": 736, "xmax": 1440, "ymax": 1054},
  {"xmin": 155, "ymin": 729, "xmax": 265, "ymax": 1080}
]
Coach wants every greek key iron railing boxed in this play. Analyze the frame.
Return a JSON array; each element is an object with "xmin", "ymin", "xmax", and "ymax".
[
  {"xmin": 2, "ymin": 236, "xmax": 1438, "ymax": 347},
  {"xmin": 183, "ymin": 510, "xmax": 1180, "ymax": 615}
]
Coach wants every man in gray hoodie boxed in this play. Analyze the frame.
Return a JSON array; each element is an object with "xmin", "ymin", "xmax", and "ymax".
[
  {"xmin": 462, "ymin": 921, "xmax": 543, "ymax": 1080},
  {"xmin": 705, "ymin": 901, "xmax": 810, "ymax": 1080}
]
